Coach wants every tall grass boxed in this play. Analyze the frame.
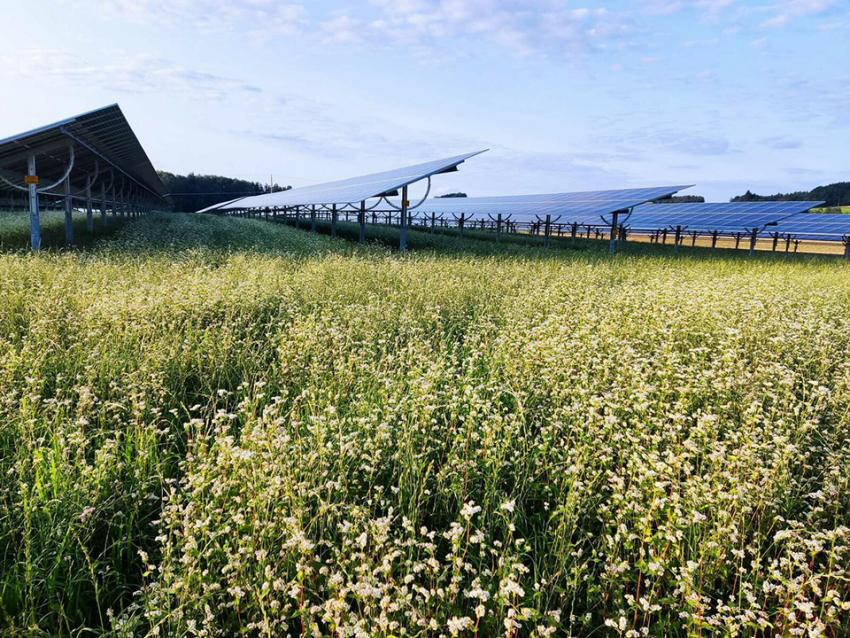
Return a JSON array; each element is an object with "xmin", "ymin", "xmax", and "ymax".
[{"xmin": 0, "ymin": 213, "xmax": 848, "ymax": 636}]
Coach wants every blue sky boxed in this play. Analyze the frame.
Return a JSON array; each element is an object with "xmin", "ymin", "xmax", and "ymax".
[{"xmin": 1, "ymin": 0, "xmax": 847, "ymax": 201}]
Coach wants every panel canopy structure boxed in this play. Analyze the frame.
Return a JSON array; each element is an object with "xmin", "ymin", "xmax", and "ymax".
[
  {"xmin": 394, "ymin": 185, "xmax": 693, "ymax": 224},
  {"xmin": 0, "ymin": 104, "xmax": 166, "ymax": 200},
  {"xmin": 767, "ymin": 213, "xmax": 850, "ymax": 241},
  {"xmin": 199, "ymin": 150, "xmax": 487, "ymax": 212},
  {"xmin": 627, "ymin": 201, "xmax": 825, "ymax": 234}
]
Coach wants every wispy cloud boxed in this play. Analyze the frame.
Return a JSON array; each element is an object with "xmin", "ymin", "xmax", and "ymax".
[
  {"xmin": 760, "ymin": 0, "xmax": 843, "ymax": 29},
  {"xmin": 0, "ymin": 50, "xmax": 262, "ymax": 100},
  {"xmin": 762, "ymin": 136, "xmax": 802, "ymax": 150},
  {"xmin": 320, "ymin": 1, "xmax": 633, "ymax": 57},
  {"xmin": 75, "ymin": 0, "xmax": 307, "ymax": 38}
]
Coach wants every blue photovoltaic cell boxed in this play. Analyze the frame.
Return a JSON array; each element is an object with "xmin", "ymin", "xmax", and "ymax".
[
  {"xmin": 768, "ymin": 213, "xmax": 850, "ymax": 241},
  {"xmin": 397, "ymin": 186, "xmax": 693, "ymax": 224},
  {"xmin": 198, "ymin": 151, "xmax": 487, "ymax": 211},
  {"xmin": 626, "ymin": 201, "xmax": 825, "ymax": 234}
]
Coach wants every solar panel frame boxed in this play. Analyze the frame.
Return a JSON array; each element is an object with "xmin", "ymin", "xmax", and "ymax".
[
  {"xmin": 0, "ymin": 104, "xmax": 166, "ymax": 198},
  {"xmin": 625, "ymin": 201, "xmax": 825, "ymax": 234},
  {"xmin": 382, "ymin": 185, "xmax": 693, "ymax": 225},
  {"xmin": 199, "ymin": 150, "xmax": 487, "ymax": 211},
  {"xmin": 767, "ymin": 213, "xmax": 850, "ymax": 241}
]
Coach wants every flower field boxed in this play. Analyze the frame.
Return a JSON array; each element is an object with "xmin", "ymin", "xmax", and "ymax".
[{"xmin": 1, "ymin": 213, "xmax": 849, "ymax": 637}]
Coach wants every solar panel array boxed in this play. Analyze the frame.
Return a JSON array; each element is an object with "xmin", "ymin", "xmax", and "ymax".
[
  {"xmin": 768, "ymin": 213, "xmax": 850, "ymax": 241},
  {"xmin": 399, "ymin": 186, "xmax": 693, "ymax": 224},
  {"xmin": 0, "ymin": 104, "xmax": 166, "ymax": 198},
  {"xmin": 199, "ymin": 150, "xmax": 487, "ymax": 211},
  {"xmin": 627, "ymin": 201, "xmax": 825, "ymax": 234}
]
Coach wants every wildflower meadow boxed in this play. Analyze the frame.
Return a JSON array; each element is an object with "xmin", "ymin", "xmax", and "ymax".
[{"xmin": 0, "ymin": 213, "xmax": 848, "ymax": 637}]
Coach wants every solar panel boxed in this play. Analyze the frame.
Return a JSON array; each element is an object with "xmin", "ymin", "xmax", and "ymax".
[
  {"xmin": 198, "ymin": 150, "xmax": 487, "ymax": 211},
  {"xmin": 395, "ymin": 186, "xmax": 692, "ymax": 225},
  {"xmin": 0, "ymin": 104, "xmax": 165, "ymax": 198},
  {"xmin": 626, "ymin": 201, "xmax": 825, "ymax": 234},
  {"xmin": 767, "ymin": 213, "xmax": 850, "ymax": 241}
]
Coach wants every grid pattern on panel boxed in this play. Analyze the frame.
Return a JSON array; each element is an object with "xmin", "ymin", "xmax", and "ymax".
[
  {"xmin": 0, "ymin": 104, "xmax": 165, "ymax": 197},
  {"xmin": 768, "ymin": 213, "xmax": 850, "ymax": 241},
  {"xmin": 404, "ymin": 186, "xmax": 692, "ymax": 224},
  {"xmin": 200, "ymin": 151, "xmax": 487, "ymax": 211},
  {"xmin": 626, "ymin": 202, "xmax": 825, "ymax": 233}
]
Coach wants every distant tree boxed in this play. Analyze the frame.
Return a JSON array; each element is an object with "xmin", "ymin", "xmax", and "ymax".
[
  {"xmin": 731, "ymin": 182, "xmax": 849, "ymax": 207},
  {"xmin": 654, "ymin": 195, "xmax": 706, "ymax": 204},
  {"xmin": 158, "ymin": 171, "xmax": 292, "ymax": 212},
  {"xmin": 436, "ymin": 192, "xmax": 468, "ymax": 198}
]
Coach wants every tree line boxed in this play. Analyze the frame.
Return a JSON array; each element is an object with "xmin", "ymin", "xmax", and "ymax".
[
  {"xmin": 158, "ymin": 172, "xmax": 291, "ymax": 213},
  {"xmin": 732, "ymin": 182, "xmax": 849, "ymax": 207}
]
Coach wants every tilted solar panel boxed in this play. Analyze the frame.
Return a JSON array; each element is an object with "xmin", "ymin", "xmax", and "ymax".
[
  {"xmin": 0, "ymin": 103, "xmax": 165, "ymax": 198},
  {"xmin": 396, "ymin": 186, "xmax": 692, "ymax": 224},
  {"xmin": 626, "ymin": 201, "xmax": 825, "ymax": 234},
  {"xmin": 767, "ymin": 213, "xmax": 850, "ymax": 241},
  {"xmin": 198, "ymin": 151, "xmax": 487, "ymax": 211}
]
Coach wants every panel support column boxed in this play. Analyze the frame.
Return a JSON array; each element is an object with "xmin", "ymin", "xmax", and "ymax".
[
  {"xmin": 86, "ymin": 180, "xmax": 94, "ymax": 234},
  {"xmin": 331, "ymin": 204, "xmax": 338, "ymax": 238},
  {"xmin": 608, "ymin": 210, "xmax": 620, "ymax": 254},
  {"xmin": 27, "ymin": 154, "xmax": 41, "ymax": 251},
  {"xmin": 359, "ymin": 201, "xmax": 366, "ymax": 244},
  {"xmin": 101, "ymin": 182, "xmax": 107, "ymax": 226},
  {"xmin": 64, "ymin": 175, "xmax": 74, "ymax": 246},
  {"xmin": 400, "ymin": 185, "xmax": 409, "ymax": 252}
]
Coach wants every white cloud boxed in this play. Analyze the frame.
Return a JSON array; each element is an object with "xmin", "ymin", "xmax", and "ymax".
[
  {"xmin": 75, "ymin": 0, "xmax": 307, "ymax": 38},
  {"xmin": 320, "ymin": 1, "xmax": 632, "ymax": 57},
  {"xmin": 0, "ymin": 50, "xmax": 263, "ymax": 100},
  {"xmin": 760, "ymin": 0, "xmax": 842, "ymax": 29}
]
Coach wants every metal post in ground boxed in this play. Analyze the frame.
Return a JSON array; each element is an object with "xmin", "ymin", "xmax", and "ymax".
[
  {"xmin": 748, "ymin": 229, "xmax": 758, "ymax": 256},
  {"xmin": 673, "ymin": 225, "xmax": 682, "ymax": 253},
  {"xmin": 310, "ymin": 205, "xmax": 317, "ymax": 233},
  {"xmin": 608, "ymin": 210, "xmax": 620, "ymax": 254},
  {"xmin": 359, "ymin": 200, "xmax": 366, "ymax": 244},
  {"xmin": 64, "ymin": 175, "xmax": 74, "ymax": 246},
  {"xmin": 399, "ymin": 185, "xmax": 409, "ymax": 252},
  {"xmin": 544, "ymin": 214, "xmax": 552, "ymax": 249},
  {"xmin": 100, "ymin": 182, "xmax": 107, "ymax": 227},
  {"xmin": 86, "ymin": 179, "xmax": 93, "ymax": 234},
  {"xmin": 331, "ymin": 204, "xmax": 338, "ymax": 238},
  {"xmin": 27, "ymin": 154, "xmax": 41, "ymax": 251}
]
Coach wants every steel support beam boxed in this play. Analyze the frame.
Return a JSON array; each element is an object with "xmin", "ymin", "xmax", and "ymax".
[
  {"xmin": 101, "ymin": 182, "xmax": 107, "ymax": 226},
  {"xmin": 85, "ymin": 180, "xmax": 93, "ymax": 233},
  {"xmin": 27, "ymin": 154, "xmax": 41, "ymax": 251},
  {"xmin": 64, "ymin": 175, "xmax": 74, "ymax": 245},
  {"xmin": 400, "ymin": 185, "xmax": 409, "ymax": 252}
]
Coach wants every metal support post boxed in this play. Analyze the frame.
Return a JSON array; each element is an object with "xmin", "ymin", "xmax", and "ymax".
[
  {"xmin": 310, "ymin": 205, "xmax": 317, "ymax": 233},
  {"xmin": 359, "ymin": 200, "xmax": 366, "ymax": 244},
  {"xmin": 86, "ymin": 181, "xmax": 94, "ymax": 233},
  {"xmin": 608, "ymin": 210, "xmax": 620, "ymax": 254},
  {"xmin": 64, "ymin": 175, "xmax": 74, "ymax": 245},
  {"xmin": 27, "ymin": 154, "xmax": 41, "ymax": 251},
  {"xmin": 399, "ymin": 185, "xmax": 409, "ymax": 252},
  {"xmin": 331, "ymin": 204, "xmax": 338, "ymax": 238}
]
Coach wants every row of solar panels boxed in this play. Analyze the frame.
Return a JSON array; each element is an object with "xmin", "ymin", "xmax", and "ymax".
[
  {"xmin": 399, "ymin": 202, "xmax": 847, "ymax": 241},
  {"xmin": 199, "ymin": 150, "xmax": 846, "ymax": 242}
]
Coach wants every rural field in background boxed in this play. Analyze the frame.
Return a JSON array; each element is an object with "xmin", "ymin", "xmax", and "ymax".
[{"xmin": 0, "ymin": 212, "xmax": 848, "ymax": 637}]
